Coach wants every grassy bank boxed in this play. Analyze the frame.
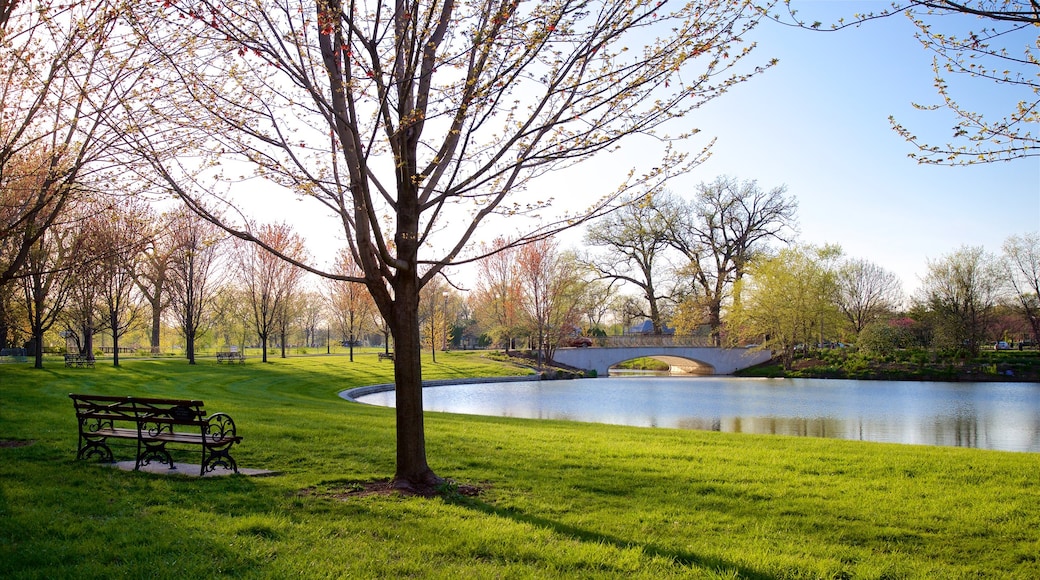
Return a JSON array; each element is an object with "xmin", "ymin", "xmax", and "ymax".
[{"xmin": 2, "ymin": 352, "xmax": 1039, "ymax": 578}]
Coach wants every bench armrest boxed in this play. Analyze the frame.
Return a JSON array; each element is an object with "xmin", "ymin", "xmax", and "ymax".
[{"xmin": 204, "ymin": 413, "xmax": 239, "ymax": 443}]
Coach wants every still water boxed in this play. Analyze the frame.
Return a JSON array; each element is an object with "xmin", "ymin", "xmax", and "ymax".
[{"xmin": 353, "ymin": 377, "xmax": 1040, "ymax": 452}]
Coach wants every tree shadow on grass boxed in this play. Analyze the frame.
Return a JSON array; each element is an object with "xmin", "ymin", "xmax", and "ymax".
[{"xmin": 449, "ymin": 494, "xmax": 776, "ymax": 579}]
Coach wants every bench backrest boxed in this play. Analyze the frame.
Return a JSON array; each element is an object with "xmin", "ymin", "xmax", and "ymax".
[{"xmin": 70, "ymin": 394, "xmax": 207, "ymax": 430}]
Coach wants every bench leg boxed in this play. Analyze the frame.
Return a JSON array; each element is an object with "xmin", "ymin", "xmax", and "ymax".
[
  {"xmin": 137, "ymin": 440, "xmax": 175, "ymax": 471},
  {"xmin": 76, "ymin": 435, "xmax": 114, "ymax": 463},
  {"xmin": 201, "ymin": 443, "xmax": 239, "ymax": 475}
]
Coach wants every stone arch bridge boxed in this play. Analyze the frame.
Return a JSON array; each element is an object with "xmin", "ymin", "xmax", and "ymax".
[{"xmin": 552, "ymin": 336, "xmax": 771, "ymax": 376}]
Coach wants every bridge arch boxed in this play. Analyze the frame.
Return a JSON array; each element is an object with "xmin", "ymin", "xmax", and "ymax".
[
  {"xmin": 552, "ymin": 345, "xmax": 771, "ymax": 377},
  {"xmin": 609, "ymin": 354, "xmax": 715, "ymax": 375}
]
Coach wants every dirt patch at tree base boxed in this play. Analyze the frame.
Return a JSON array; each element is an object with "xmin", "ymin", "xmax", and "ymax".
[{"xmin": 0, "ymin": 439, "xmax": 34, "ymax": 449}]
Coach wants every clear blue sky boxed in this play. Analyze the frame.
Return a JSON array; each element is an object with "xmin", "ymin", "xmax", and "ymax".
[{"xmin": 678, "ymin": 5, "xmax": 1040, "ymax": 296}]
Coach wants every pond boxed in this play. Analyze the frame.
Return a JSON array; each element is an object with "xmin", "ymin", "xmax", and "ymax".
[{"xmin": 351, "ymin": 376, "xmax": 1040, "ymax": 452}]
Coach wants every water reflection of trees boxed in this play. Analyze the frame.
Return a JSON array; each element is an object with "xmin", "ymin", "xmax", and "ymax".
[{"xmin": 676, "ymin": 416, "xmax": 847, "ymax": 438}]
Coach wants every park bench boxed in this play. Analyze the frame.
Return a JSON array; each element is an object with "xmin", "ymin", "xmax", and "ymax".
[
  {"xmin": 69, "ymin": 394, "xmax": 243, "ymax": 476},
  {"xmin": 216, "ymin": 351, "xmax": 245, "ymax": 364},
  {"xmin": 378, "ymin": 352, "xmax": 394, "ymax": 362},
  {"xmin": 64, "ymin": 353, "xmax": 94, "ymax": 368}
]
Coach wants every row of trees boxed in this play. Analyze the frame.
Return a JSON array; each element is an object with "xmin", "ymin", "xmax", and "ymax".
[
  {"xmin": 729, "ymin": 238, "xmax": 1040, "ymax": 369},
  {"xmin": 8, "ymin": 175, "xmax": 1034, "ymax": 380},
  {"xmin": 0, "ymin": 199, "xmax": 226, "ymax": 368}
]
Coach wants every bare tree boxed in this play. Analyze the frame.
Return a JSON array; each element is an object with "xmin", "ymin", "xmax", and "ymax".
[
  {"xmin": 769, "ymin": 1, "xmax": 1039, "ymax": 164},
  {"xmin": 78, "ymin": 199, "xmax": 150, "ymax": 366},
  {"xmin": 836, "ymin": 257, "xmax": 905, "ymax": 334},
  {"xmin": 662, "ymin": 176, "xmax": 797, "ymax": 344},
  {"xmin": 123, "ymin": 0, "xmax": 773, "ymax": 488},
  {"xmin": 418, "ymin": 280, "xmax": 451, "ymax": 363},
  {"xmin": 20, "ymin": 224, "xmax": 77, "ymax": 368},
  {"xmin": 1003, "ymin": 232, "xmax": 1040, "ymax": 342},
  {"xmin": 327, "ymin": 250, "xmax": 375, "ymax": 362},
  {"xmin": 133, "ymin": 212, "xmax": 178, "ymax": 354},
  {"xmin": 236, "ymin": 223, "xmax": 308, "ymax": 363},
  {"xmin": 917, "ymin": 245, "xmax": 1003, "ymax": 354},
  {"xmin": 584, "ymin": 194, "xmax": 674, "ymax": 334},
  {"xmin": 298, "ymin": 291, "xmax": 327, "ymax": 349},
  {"xmin": 168, "ymin": 210, "xmax": 224, "ymax": 364}
]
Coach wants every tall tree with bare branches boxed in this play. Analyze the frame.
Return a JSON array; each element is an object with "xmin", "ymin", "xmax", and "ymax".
[
  {"xmin": 20, "ymin": 221, "xmax": 77, "ymax": 368},
  {"xmin": 1003, "ymin": 232, "xmax": 1040, "ymax": 342},
  {"xmin": 133, "ymin": 211, "xmax": 178, "ymax": 354},
  {"xmin": 836, "ymin": 257, "xmax": 905, "ymax": 334},
  {"xmin": 83, "ymin": 199, "xmax": 150, "ymax": 366},
  {"xmin": 662, "ymin": 177, "xmax": 798, "ymax": 344},
  {"xmin": 121, "ymin": 0, "xmax": 775, "ymax": 488},
  {"xmin": 472, "ymin": 237, "xmax": 524, "ymax": 352}
]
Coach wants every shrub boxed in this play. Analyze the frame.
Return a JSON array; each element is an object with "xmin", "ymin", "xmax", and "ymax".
[{"xmin": 858, "ymin": 322, "xmax": 910, "ymax": 357}]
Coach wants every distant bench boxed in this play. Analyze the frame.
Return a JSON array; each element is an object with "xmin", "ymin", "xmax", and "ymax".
[
  {"xmin": 216, "ymin": 351, "xmax": 245, "ymax": 364},
  {"xmin": 69, "ymin": 394, "xmax": 242, "ymax": 476},
  {"xmin": 64, "ymin": 354, "xmax": 94, "ymax": 368},
  {"xmin": 378, "ymin": 352, "xmax": 394, "ymax": 362}
]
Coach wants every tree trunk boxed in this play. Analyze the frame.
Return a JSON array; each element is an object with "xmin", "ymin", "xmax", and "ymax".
[
  {"xmin": 708, "ymin": 303, "xmax": 722, "ymax": 347},
  {"xmin": 387, "ymin": 275, "xmax": 439, "ymax": 490},
  {"xmin": 111, "ymin": 311, "xmax": 120, "ymax": 367},
  {"xmin": 149, "ymin": 300, "xmax": 162, "ymax": 354},
  {"xmin": 185, "ymin": 308, "xmax": 196, "ymax": 364},
  {"xmin": 33, "ymin": 329, "xmax": 43, "ymax": 369},
  {"xmin": 260, "ymin": 334, "xmax": 268, "ymax": 363},
  {"xmin": 82, "ymin": 322, "xmax": 94, "ymax": 360}
]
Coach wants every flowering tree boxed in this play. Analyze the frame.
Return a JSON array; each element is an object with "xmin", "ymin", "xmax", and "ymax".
[
  {"xmin": 327, "ymin": 249, "xmax": 376, "ymax": 361},
  {"xmin": 1, "ymin": 1, "xmax": 146, "ymax": 284},
  {"xmin": 122, "ymin": 0, "xmax": 774, "ymax": 489},
  {"xmin": 168, "ymin": 209, "xmax": 224, "ymax": 364},
  {"xmin": 518, "ymin": 238, "xmax": 585, "ymax": 363},
  {"xmin": 472, "ymin": 237, "xmax": 524, "ymax": 352},
  {"xmin": 78, "ymin": 199, "xmax": 151, "ymax": 366},
  {"xmin": 236, "ymin": 223, "xmax": 308, "ymax": 362}
]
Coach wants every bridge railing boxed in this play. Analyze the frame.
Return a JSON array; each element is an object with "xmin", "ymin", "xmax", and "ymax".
[{"xmin": 598, "ymin": 335, "xmax": 715, "ymax": 348}]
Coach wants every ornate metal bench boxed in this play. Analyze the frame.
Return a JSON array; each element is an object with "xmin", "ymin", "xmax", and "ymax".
[
  {"xmin": 216, "ymin": 351, "xmax": 245, "ymax": 364},
  {"xmin": 69, "ymin": 394, "xmax": 242, "ymax": 476},
  {"xmin": 64, "ymin": 353, "xmax": 95, "ymax": 368}
]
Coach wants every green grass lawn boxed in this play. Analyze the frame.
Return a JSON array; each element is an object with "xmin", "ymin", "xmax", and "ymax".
[{"xmin": 2, "ymin": 351, "xmax": 1039, "ymax": 578}]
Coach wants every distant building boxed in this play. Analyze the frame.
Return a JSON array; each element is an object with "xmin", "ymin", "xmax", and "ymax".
[{"xmin": 628, "ymin": 320, "xmax": 675, "ymax": 335}]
